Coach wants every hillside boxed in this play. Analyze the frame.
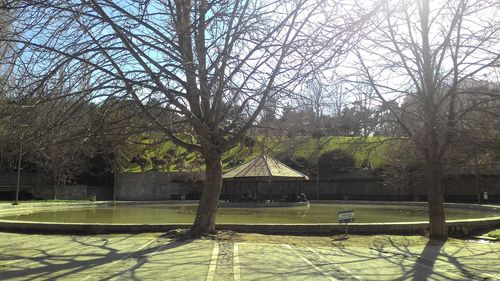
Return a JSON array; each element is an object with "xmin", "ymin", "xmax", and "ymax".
[{"xmin": 123, "ymin": 136, "xmax": 393, "ymax": 173}]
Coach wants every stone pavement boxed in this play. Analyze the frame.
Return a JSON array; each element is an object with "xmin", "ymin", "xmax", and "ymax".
[{"xmin": 0, "ymin": 232, "xmax": 499, "ymax": 280}]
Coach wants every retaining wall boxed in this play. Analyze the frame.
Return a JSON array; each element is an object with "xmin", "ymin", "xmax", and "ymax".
[
  {"xmin": 223, "ymin": 173, "xmax": 500, "ymax": 202},
  {"xmin": 116, "ymin": 172, "xmax": 202, "ymax": 200},
  {"xmin": 2, "ymin": 169, "xmax": 499, "ymax": 202},
  {"xmin": 114, "ymin": 171, "xmax": 500, "ymax": 202},
  {"xmin": 32, "ymin": 185, "xmax": 88, "ymax": 200},
  {"xmin": 0, "ymin": 172, "xmax": 106, "ymax": 200}
]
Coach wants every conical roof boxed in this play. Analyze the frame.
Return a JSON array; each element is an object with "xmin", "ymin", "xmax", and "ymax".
[{"xmin": 223, "ymin": 154, "xmax": 309, "ymax": 181}]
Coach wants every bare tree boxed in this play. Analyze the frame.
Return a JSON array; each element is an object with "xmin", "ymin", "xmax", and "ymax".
[
  {"xmin": 0, "ymin": 0, "xmax": 16, "ymax": 121},
  {"xmin": 2, "ymin": 0, "xmax": 373, "ymax": 234},
  {"xmin": 355, "ymin": 0, "xmax": 499, "ymax": 238},
  {"xmin": 0, "ymin": 0, "xmax": 13, "ymax": 68}
]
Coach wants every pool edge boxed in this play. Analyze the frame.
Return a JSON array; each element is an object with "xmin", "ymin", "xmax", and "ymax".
[{"xmin": 0, "ymin": 201, "xmax": 499, "ymax": 235}]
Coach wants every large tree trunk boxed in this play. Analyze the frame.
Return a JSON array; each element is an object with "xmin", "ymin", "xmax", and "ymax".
[
  {"xmin": 419, "ymin": 0, "xmax": 447, "ymax": 240},
  {"xmin": 426, "ymin": 156, "xmax": 447, "ymax": 239},
  {"xmin": 191, "ymin": 149, "xmax": 223, "ymax": 236}
]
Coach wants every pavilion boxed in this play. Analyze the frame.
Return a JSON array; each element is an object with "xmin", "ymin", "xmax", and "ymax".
[{"xmin": 222, "ymin": 154, "xmax": 309, "ymax": 201}]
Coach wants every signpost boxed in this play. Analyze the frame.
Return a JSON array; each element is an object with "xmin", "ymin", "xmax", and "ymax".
[{"xmin": 339, "ymin": 209, "xmax": 354, "ymax": 237}]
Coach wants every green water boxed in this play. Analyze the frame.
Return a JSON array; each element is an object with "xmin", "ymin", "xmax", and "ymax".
[{"xmin": 2, "ymin": 204, "xmax": 499, "ymax": 224}]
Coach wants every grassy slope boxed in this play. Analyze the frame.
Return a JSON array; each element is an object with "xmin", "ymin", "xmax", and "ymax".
[{"xmin": 124, "ymin": 136, "xmax": 392, "ymax": 173}]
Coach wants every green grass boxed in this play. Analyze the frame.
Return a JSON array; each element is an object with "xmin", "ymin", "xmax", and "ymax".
[
  {"xmin": 123, "ymin": 135, "xmax": 395, "ymax": 173},
  {"xmin": 125, "ymin": 135, "xmax": 203, "ymax": 173},
  {"xmin": 486, "ymin": 229, "xmax": 500, "ymax": 240}
]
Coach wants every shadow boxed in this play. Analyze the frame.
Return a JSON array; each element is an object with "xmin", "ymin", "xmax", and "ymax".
[
  {"xmin": 411, "ymin": 239, "xmax": 445, "ymax": 281},
  {"xmin": 383, "ymin": 236, "xmax": 496, "ymax": 280},
  {"xmin": 330, "ymin": 235, "xmax": 497, "ymax": 280},
  {"xmin": 0, "ymin": 233, "xmax": 198, "ymax": 280},
  {"xmin": 332, "ymin": 235, "xmax": 349, "ymax": 241},
  {"xmin": 2, "ymin": 233, "xmax": 498, "ymax": 280}
]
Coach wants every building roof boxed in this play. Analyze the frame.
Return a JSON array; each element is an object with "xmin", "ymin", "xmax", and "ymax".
[{"xmin": 222, "ymin": 154, "xmax": 309, "ymax": 181}]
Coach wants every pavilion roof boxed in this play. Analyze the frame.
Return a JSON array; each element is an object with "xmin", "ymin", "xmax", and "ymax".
[{"xmin": 222, "ymin": 154, "xmax": 309, "ymax": 181}]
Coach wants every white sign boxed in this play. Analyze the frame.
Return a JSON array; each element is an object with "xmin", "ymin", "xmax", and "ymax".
[{"xmin": 339, "ymin": 209, "xmax": 354, "ymax": 223}]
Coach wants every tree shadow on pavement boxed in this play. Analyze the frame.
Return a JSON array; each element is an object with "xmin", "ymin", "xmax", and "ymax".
[
  {"xmin": 333, "ymin": 235, "xmax": 498, "ymax": 280},
  {"xmin": 0, "ymin": 234, "xmax": 198, "ymax": 280},
  {"xmin": 385, "ymin": 236, "xmax": 495, "ymax": 280},
  {"xmin": 410, "ymin": 239, "xmax": 445, "ymax": 281}
]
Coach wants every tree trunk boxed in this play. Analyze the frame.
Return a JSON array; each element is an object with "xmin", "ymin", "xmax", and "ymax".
[
  {"xmin": 191, "ymin": 149, "xmax": 223, "ymax": 236},
  {"xmin": 419, "ymin": 0, "xmax": 447, "ymax": 240},
  {"xmin": 426, "ymin": 157, "xmax": 447, "ymax": 239}
]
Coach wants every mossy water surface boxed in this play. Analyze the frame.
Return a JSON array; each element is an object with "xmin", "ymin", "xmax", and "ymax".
[{"xmin": 2, "ymin": 203, "xmax": 499, "ymax": 224}]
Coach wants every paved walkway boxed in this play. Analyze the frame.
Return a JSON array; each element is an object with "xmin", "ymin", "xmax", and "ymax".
[{"xmin": 0, "ymin": 232, "xmax": 499, "ymax": 280}]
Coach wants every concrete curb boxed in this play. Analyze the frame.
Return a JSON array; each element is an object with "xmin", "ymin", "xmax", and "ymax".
[{"xmin": 1, "ymin": 219, "xmax": 500, "ymax": 235}]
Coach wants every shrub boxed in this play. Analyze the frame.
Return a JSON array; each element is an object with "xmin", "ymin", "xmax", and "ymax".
[
  {"xmin": 151, "ymin": 156, "xmax": 167, "ymax": 171},
  {"xmin": 242, "ymin": 136, "xmax": 256, "ymax": 148},
  {"xmin": 281, "ymin": 155, "xmax": 307, "ymax": 173},
  {"xmin": 360, "ymin": 158, "xmax": 372, "ymax": 169},
  {"xmin": 131, "ymin": 155, "xmax": 150, "ymax": 172},
  {"xmin": 318, "ymin": 150, "xmax": 355, "ymax": 177},
  {"xmin": 227, "ymin": 158, "xmax": 244, "ymax": 168}
]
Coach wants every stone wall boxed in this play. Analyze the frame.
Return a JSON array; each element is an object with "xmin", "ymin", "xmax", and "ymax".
[
  {"xmin": 115, "ymin": 170, "xmax": 500, "ymax": 202},
  {"xmin": 87, "ymin": 185, "xmax": 113, "ymax": 201},
  {"xmin": 221, "ymin": 171, "xmax": 500, "ymax": 202},
  {"xmin": 444, "ymin": 174, "xmax": 500, "ymax": 202},
  {"xmin": 0, "ymin": 172, "xmax": 36, "ymax": 200},
  {"xmin": 116, "ymin": 172, "xmax": 202, "ymax": 201},
  {"xmin": 32, "ymin": 185, "xmax": 89, "ymax": 200},
  {"xmin": 0, "ymin": 172, "xmax": 35, "ymax": 187},
  {"xmin": 0, "ymin": 172, "xmax": 110, "ymax": 201},
  {"xmin": 3, "ymin": 169, "xmax": 498, "ymax": 202},
  {"xmin": 222, "ymin": 174, "xmax": 387, "ymax": 201}
]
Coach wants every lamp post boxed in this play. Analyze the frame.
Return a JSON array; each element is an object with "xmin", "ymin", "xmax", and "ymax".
[
  {"xmin": 113, "ymin": 148, "xmax": 118, "ymax": 206},
  {"xmin": 316, "ymin": 135, "xmax": 320, "ymax": 200}
]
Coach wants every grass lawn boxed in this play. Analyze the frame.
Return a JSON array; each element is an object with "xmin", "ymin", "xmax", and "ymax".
[
  {"xmin": 486, "ymin": 229, "xmax": 500, "ymax": 240},
  {"xmin": 124, "ymin": 135, "xmax": 398, "ymax": 173}
]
